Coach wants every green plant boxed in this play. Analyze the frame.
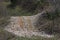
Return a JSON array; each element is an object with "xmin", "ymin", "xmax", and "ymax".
[{"xmin": 46, "ymin": 10, "xmax": 59, "ymax": 20}]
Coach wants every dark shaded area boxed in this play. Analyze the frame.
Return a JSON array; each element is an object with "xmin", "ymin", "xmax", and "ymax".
[
  {"xmin": 33, "ymin": 0, "xmax": 60, "ymax": 35},
  {"xmin": 8, "ymin": 0, "xmax": 47, "ymax": 13},
  {"xmin": 35, "ymin": 11, "xmax": 60, "ymax": 35},
  {"xmin": 7, "ymin": 0, "xmax": 17, "ymax": 9}
]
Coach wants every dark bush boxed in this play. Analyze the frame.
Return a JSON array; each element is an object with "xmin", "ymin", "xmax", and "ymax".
[{"xmin": 8, "ymin": 0, "xmax": 48, "ymax": 13}]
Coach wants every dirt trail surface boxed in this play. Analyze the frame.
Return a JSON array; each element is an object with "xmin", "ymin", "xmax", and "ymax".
[{"xmin": 4, "ymin": 16, "xmax": 54, "ymax": 38}]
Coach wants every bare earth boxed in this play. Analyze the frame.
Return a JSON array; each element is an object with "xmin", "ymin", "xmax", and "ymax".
[{"xmin": 4, "ymin": 16, "xmax": 54, "ymax": 38}]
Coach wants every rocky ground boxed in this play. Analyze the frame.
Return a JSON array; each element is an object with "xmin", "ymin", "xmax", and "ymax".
[{"xmin": 4, "ymin": 16, "xmax": 54, "ymax": 38}]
